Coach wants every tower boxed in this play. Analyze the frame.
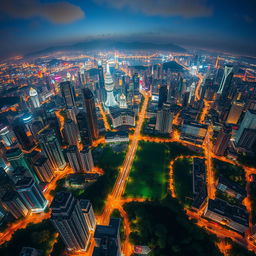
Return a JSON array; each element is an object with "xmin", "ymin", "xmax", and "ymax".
[
  {"xmin": 79, "ymin": 146, "xmax": 94, "ymax": 172},
  {"xmin": 235, "ymin": 110, "xmax": 256, "ymax": 144},
  {"xmin": 217, "ymin": 65, "xmax": 233, "ymax": 96},
  {"xmin": 15, "ymin": 177, "xmax": 48, "ymax": 212},
  {"xmin": 66, "ymin": 145, "xmax": 82, "ymax": 172},
  {"xmin": 29, "ymin": 87, "xmax": 41, "ymax": 108},
  {"xmin": 63, "ymin": 119, "xmax": 79, "ymax": 146},
  {"xmin": 50, "ymin": 192, "xmax": 90, "ymax": 251},
  {"xmin": 60, "ymin": 81, "xmax": 76, "ymax": 108},
  {"xmin": 104, "ymin": 65, "xmax": 118, "ymax": 108},
  {"xmin": 33, "ymin": 157, "xmax": 54, "ymax": 183},
  {"xmin": 82, "ymin": 89, "xmax": 99, "ymax": 140},
  {"xmin": 1, "ymin": 190, "xmax": 29, "ymax": 219},
  {"xmin": 155, "ymin": 103, "xmax": 173, "ymax": 134},
  {"xmin": 39, "ymin": 129, "xmax": 66, "ymax": 170}
]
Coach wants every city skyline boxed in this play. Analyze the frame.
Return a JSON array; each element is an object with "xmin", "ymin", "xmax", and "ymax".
[{"xmin": 0, "ymin": 0, "xmax": 255, "ymax": 57}]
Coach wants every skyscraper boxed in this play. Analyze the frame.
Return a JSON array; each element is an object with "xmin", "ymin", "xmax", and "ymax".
[
  {"xmin": 158, "ymin": 84, "xmax": 168, "ymax": 109},
  {"xmin": 104, "ymin": 65, "xmax": 118, "ymax": 108},
  {"xmin": 79, "ymin": 199, "xmax": 96, "ymax": 231},
  {"xmin": 0, "ymin": 124, "xmax": 15, "ymax": 147},
  {"xmin": 6, "ymin": 148, "xmax": 39, "ymax": 184},
  {"xmin": 63, "ymin": 119, "xmax": 79, "ymax": 146},
  {"xmin": 226, "ymin": 101, "xmax": 244, "ymax": 124},
  {"xmin": 33, "ymin": 157, "xmax": 54, "ymax": 183},
  {"xmin": 39, "ymin": 129, "xmax": 66, "ymax": 170},
  {"xmin": 213, "ymin": 128, "xmax": 231, "ymax": 156},
  {"xmin": 13, "ymin": 119, "xmax": 35, "ymax": 151},
  {"xmin": 76, "ymin": 111, "xmax": 92, "ymax": 146},
  {"xmin": 155, "ymin": 103, "xmax": 173, "ymax": 134},
  {"xmin": 119, "ymin": 93, "xmax": 127, "ymax": 109},
  {"xmin": 235, "ymin": 110, "xmax": 256, "ymax": 144},
  {"xmin": 50, "ymin": 192, "xmax": 90, "ymax": 251},
  {"xmin": 29, "ymin": 88, "xmax": 41, "ymax": 108},
  {"xmin": 60, "ymin": 81, "xmax": 76, "ymax": 108},
  {"xmin": 15, "ymin": 177, "xmax": 47, "ymax": 212},
  {"xmin": 82, "ymin": 88, "xmax": 99, "ymax": 140},
  {"xmin": 217, "ymin": 65, "xmax": 233, "ymax": 96},
  {"xmin": 80, "ymin": 146, "xmax": 94, "ymax": 172},
  {"xmin": 66, "ymin": 146, "xmax": 82, "ymax": 172},
  {"xmin": 1, "ymin": 190, "xmax": 29, "ymax": 219}
]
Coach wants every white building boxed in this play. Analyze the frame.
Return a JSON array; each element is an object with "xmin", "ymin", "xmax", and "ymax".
[{"xmin": 29, "ymin": 87, "xmax": 41, "ymax": 108}]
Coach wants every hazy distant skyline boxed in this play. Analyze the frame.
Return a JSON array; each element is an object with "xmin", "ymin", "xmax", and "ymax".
[{"xmin": 0, "ymin": 0, "xmax": 256, "ymax": 57}]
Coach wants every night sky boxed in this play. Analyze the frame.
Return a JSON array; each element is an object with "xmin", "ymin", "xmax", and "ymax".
[{"xmin": 0, "ymin": 0, "xmax": 256, "ymax": 57}]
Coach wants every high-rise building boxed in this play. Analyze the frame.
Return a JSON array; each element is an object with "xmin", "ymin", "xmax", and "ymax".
[
  {"xmin": 188, "ymin": 82, "xmax": 196, "ymax": 104},
  {"xmin": 13, "ymin": 119, "xmax": 35, "ymax": 151},
  {"xmin": 80, "ymin": 146, "xmax": 94, "ymax": 172},
  {"xmin": 67, "ymin": 107, "xmax": 78, "ymax": 124},
  {"xmin": 29, "ymin": 88, "xmax": 41, "ymax": 108},
  {"xmin": 39, "ymin": 129, "xmax": 66, "ymax": 170},
  {"xmin": 235, "ymin": 110, "xmax": 256, "ymax": 144},
  {"xmin": 6, "ymin": 148, "xmax": 39, "ymax": 183},
  {"xmin": 155, "ymin": 103, "xmax": 173, "ymax": 134},
  {"xmin": 1, "ymin": 190, "xmax": 29, "ymax": 219},
  {"xmin": 158, "ymin": 84, "xmax": 168, "ymax": 109},
  {"xmin": 76, "ymin": 111, "xmax": 92, "ymax": 146},
  {"xmin": 66, "ymin": 146, "xmax": 82, "ymax": 172},
  {"xmin": 226, "ymin": 101, "xmax": 244, "ymax": 124},
  {"xmin": 79, "ymin": 200, "xmax": 96, "ymax": 231},
  {"xmin": 93, "ymin": 218, "xmax": 121, "ymax": 256},
  {"xmin": 33, "ymin": 157, "xmax": 54, "ymax": 183},
  {"xmin": 15, "ymin": 177, "xmax": 47, "ymax": 212},
  {"xmin": 217, "ymin": 65, "xmax": 233, "ymax": 96},
  {"xmin": 104, "ymin": 66, "xmax": 118, "ymax": 108},
  {"xmin": 82, "ymin": 88, "xmax": 99, "ymax": 140},
  {"xmin": 237, "ymin": 129, "xmax": 256, "ymax": 151},
  {"xmin": 0, "ymin": 124, "xmax": 15, "ymax": 147},
  {"xmin": 0, "ymin": 167, "xmax": 14, "ymax": 198},
  {"xmin": 119, "ymin": 93, "xmax": 127, "ymax": 109},
  {"xmin": 60, "ymin": 81, "xmax": 76, "ymax": 108},
  {"xmin": 213, "ymin": 128, "xmax": 231, "ymax": 156},
  {"xmin": 50, "ymin": 192, "xmax": 90, "ymax": 251},
  {"xmin": 98, "ymin": 65, "xmax": 105, "ymax": 102},
  {"xmin": 63, "ymin": 119, "xmax": 79, "ymax": 146}
]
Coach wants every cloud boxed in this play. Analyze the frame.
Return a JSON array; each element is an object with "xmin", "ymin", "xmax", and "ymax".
[
  {"xmin": 1, "ymin": 0, "xmax": 85, "ymax": 24},
  {"xmin": 93, "ymin": 0, "xmax": 212, "ymax": 18}
]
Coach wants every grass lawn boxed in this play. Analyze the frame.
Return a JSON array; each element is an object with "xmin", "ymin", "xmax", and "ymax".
[
  {"xmin": 213, "ymin": 158, "xmax": 246, "ymax": 187},
  {"xmin": 173, "ymin": 158, "xmax": 193, "ymax": 207},
  {"xmin": 124, "ymin": 141, "xmax": 198, "ymax": 200}
]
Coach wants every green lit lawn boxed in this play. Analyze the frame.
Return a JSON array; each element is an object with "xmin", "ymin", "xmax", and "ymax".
[{"xmin": 124, "ymin": 141, "xmax": 197, "ymax": 200}]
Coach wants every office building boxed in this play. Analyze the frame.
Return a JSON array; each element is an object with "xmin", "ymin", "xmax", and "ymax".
[
  {"xmin": 6, "ymin": 148, "xmax": 39, "ymax": 183},
  {"xmin": 0, "ymin": 124, "xmax": 15, "ymax": 147},
  {"xmin": 180, "ymin": 121, "xmax": 208, "ymax": 145},
  {"xmin": 155, "ymin": 103, "xmax": 173, "ymax": 134},
  {"xmin": 237, "ymin": 128, "xmax": 256, "ymax": 152},
  {"xmin": 217, "ymin": 65, "xmax": 233, "ymax": 96},
  {"xmin": 76, "ymin": 111, "xmax": 92, "ymax": 146},
  {"xmin": 80, "ymin": 146, "xmax": 94, "ymax": 172},
  {"xmin": 39, "ymin": 129, "xmax": 66, "ymax": 170},
  {"xmin": 110, "ymin": 109, "xmax": 135, "ymax": 128},
  {"xmin": 79, "ymin": 199, "xmax": 96, "ymax": 231},
  {"xmin": 15, "ymin": 177, "xmax": 47, "ymax": 212},
  {"xmin": 1, "ymin": 190, "xmax": 29, "ymax": 219},
  {"xmin": 226, "ymin": 101, "xmax": 244, "ymax": 124},
  {"xmin": 66, "ymin": 146, "xmax": 82, "ymax": 172},
  {"xmin": 119, "ymin": 93, "xmax": 127, "ymax": 109},
  {"xmin": 204, "ymin": 198, "xmax": 248, "ymax": 233},
  {"xmin": 158, "ymin": 84, "xmax": 168, "ymax": 109},
  {"xmin": 50, "ymin": 192, "xmax": 90, "ymax": 251},
  {"xmin": 33, "ymin": 157, "xmax": 54, "ymax": 183},
  {"xmin": 105, "ymin": 131, "xmax": 129, "ymax": 143},
  {"xmin": 104, "ymin": 65, "xmax": 118, "ymax": 108},
  {"xmin": 29, "ymin": 87, "xmax": 41, "ymax": 108},
  {"xmin": 63, "ymin": 119, "xmax": 79, "ymax": 146},
  {"xmin": 82, "ymin": 88, "xmax": 99, "ymax": 140},
  {"xmin": 13, "ymin": 119, "xmax": 34, "ymax": 151},
  {"xmin": 235, "ymin": 110, "xmax": 256, "ymax": 144},
  {"xmin": 213, "ymin": 128, "xmax": 231, "ymax": 156},
  {"xmin": 67, "ymin": 107, "xmax": 78, "ymax": 124},
  {"xmin": 93, "ymin": 218, "xmax": 121, "ymax": 256},
  {"xmin": 0, "ymin": 167, "xmax": 14, "ymax": 198},
  {"xmin": 60, "ymin": 81, "xmax": 76, "ymax": 108}
]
